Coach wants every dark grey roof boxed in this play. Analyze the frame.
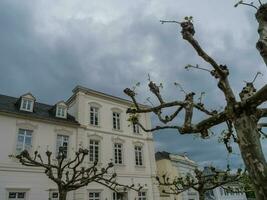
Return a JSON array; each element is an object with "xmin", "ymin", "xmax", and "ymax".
[
  {"xmin": 155, "ymin": 151, "xmax": 171, "ymax": 161},
  {"xmin": 0, "ymin": 94, "xmax": 79, "ymax": 126}
]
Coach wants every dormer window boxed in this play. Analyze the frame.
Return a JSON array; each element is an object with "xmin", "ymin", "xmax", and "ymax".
[
  {"xmin": 55, "ymin": 101, "xmax": 67, "ymax": 119},
  {"xmin": 21, "ymin": 99, "xmax": 34, "ymax": 112},
  {"xmin": 19, "ymin": 93, "xmax": 35, "ymax": 112}
]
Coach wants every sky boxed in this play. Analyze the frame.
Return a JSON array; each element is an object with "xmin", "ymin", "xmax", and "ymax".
[{"xmin": 0, "ymin": 0, "xmax": 266, "ymax": 169}]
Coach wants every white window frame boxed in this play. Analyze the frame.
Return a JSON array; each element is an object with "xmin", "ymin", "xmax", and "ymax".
[
  {"xmin": 48, "ymin": 190, "xmax": 59, "ymax": 200},
  {"xmin": 138, "ymin": 191, "xmax": 147, "ymax": 200},
  {"xmin": 56, "ymin": 135, "xmax": 69, "ymax": 157},
  {"xmin": 134, "ymin": 145, "xmax": 144, "ymax": 166},
  {"xmin": 114, "ymin": 143, "xmax": 123, "ymax": 165},
  {"xmin": 133, "ymin": 123, "xmax": 140, "ymax": 134},
  {"xmin": 113, "ymin": 112, "xmax": 121, "ymax": 130},
  {"xmin": 89, "ymin": 140, "xmax": 100, "ymax": 163},
  {"xmin": 16, "ymin": 129, "xmax": 33, "ymax": 154},
  {"xmin": 56, "ymin": 105, "xmax": 67, "ymax": 118},
  {"xmin": 6, "ymin": 189, "xmax": 29, "ymax": 200},
  {"xmin": 88, "ymin": 191, "xmax": 101, "ymax": 200},
  {"xmin": 90, "ymin": 106, "xmax": 99, "ymax": 126},
  {"xmin": 113, "ymin": 192, "xmax": 127, "ymax": 200},
  {"xmin": 20, "ymin": 98, "xmax": 34, "ymax": 112}
]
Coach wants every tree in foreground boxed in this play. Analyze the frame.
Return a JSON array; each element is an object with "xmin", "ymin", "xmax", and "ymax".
[
  {"xmin": 157, "ymin": 166, "xmax": 242, "ymax": 200},
  {"xmin": 124, "ymin": 1, "xmax": 267, "ymax": 199},
  {"xmin": 10, "ymin": 148, "xmax": 141, "ymax": 200},
  {"xmin": 240, "ymin": 171, "xmax": 257, "ymax": 199}
]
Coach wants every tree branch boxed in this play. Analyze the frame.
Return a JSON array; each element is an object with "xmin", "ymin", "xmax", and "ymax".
[
  {"xmin": 179, "ymin": 21, "xmax": 236, "ymax": 106},
  {"xmin": 256, "ymin": 4, "xmax": 267, "ymax": 67},
  {"xmin": 243, "ymin": 84, "xmax": 267, "ymax": 107}
]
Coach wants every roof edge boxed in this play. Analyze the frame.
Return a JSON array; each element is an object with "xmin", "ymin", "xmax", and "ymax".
[{"xmin": 68, "ymin": 85, "xmax": 150, "ymax": 108}]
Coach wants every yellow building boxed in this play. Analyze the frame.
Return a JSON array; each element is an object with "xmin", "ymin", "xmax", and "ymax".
[{"xmin": 155, "ymin": 151, "xmax": 199, "ymax": 200}]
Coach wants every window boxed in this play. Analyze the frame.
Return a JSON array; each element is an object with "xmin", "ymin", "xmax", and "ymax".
[
  {"xmin": 56, "ymin": 106, "xmax": 66, "ymax": 118},
  {"xmin": 20, "ymin": 98, "xmax": 33, "ymax": 112},
  {"xmin": 138, "ymin": 191, "xmax": 146, "ymax": 200},
  {"xmin": 8, "ymin": 192, "xmax": 26, "ymax": 200},
  {"xmin": 51, "ymin": 192, "xmax": 59, "ymax": 200},
  {"xmin": 16, "ymin": 129, "xmax": 33, "ymax": 154},
  {"xmin": 133, "ymin": 123, "xmax": 140, "ymax": 134},
  {"xmin": 114, "ymin": 143, "xmax": 123, "ymax": 164},
  {"xmin": 89, "ymin": 192, "xmax": 100, "ymax": 200},
  {"xmin": 135, "ymin": 146, "xmax": 143, "ymax": 166},
  {"xmin": 56, "ymin": 135, "xmax": 69, "ymax": 157},
  {"xmin": 89, "ymin": 140, "xmax": 99, "ymax": 162},
  {"xmin": 113, "ymin": 192, "xmax": 125, "ymax": 200},
  {"xmin": 113, "ymin": 112, "xmax": 120, "ymax": 130},
  {"xmin": 90, "ymin": 107, "xmax": 99, "ymax": 126}
]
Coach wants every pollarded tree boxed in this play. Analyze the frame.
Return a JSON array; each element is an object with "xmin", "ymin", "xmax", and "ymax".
[
  {"xmin": 157, "ymin": 166, "xmax": 242, "ymax": 200},
  {"xmin": 124, "ymin": 1, "xmax": 267, "ymax": 199},
  {"xmin": 10, "ymin": 147, "xmax": 141, "ymax": 200}
]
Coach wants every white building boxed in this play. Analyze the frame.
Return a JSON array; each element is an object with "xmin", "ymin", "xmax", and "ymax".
[
  {"xmin": 156, "ymin": 151, "xmax": 199, "ymax": 200},
  {"xmin": 203, "ymin": 167, "xmax": 247, "ymax": 200},
  {"xmin": 0, "ymin": 86, "xmax": 160, "ymax": 200},
  {"xmin": 205, "ymin": 182, "xmax": 247, "ymax": 200}
]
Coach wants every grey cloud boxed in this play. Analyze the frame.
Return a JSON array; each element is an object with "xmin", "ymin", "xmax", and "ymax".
[{"xmin": 0, "ymin": 0, "xmax": 266, "ymax": 169}]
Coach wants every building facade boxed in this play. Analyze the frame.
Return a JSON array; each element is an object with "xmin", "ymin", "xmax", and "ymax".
[
  {"xmin": 0, "ymin": 86, "xmax": 160, "ymax": 200},
  {"xmin": 155, "ymin": 151, "xmax": 199, "ymax": 200},
  {"xmin": 205, "ymin": 183, "xmax": 247, "ymax": 200}
]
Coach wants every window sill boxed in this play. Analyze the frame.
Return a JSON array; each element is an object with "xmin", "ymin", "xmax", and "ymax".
[
  {"xmin": 114, "ymin": 164, "xmax": 126, "ymax": 167},
  {"xmin": 135, "ymin": 165, "xmax": 145, "ymax": 169},
  {"xmin": 112, "ymin": 128, "xmax": 123, "ymax": 132},
  {"xmin": 88, "ymin": 161, "xmax": 102, "ymax": 166},
  {"xmin": 133, "ymin": 132, "xmax": 142, "ymax": 135},
  {"xmin": 20, "ymin": 108, "xmax": 33, "ymax": 112},
  {"xmin": 89, "ymin": 124, "xmax": 101, "ymax": 128}
]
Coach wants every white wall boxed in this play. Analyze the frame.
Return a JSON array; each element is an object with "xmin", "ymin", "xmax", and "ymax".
[
  {"xmin": 68, "ymin": 91, "xmax": 159, "ymax": 199},
  {"xmin": 0, "ymin": 89, "xmax": 159, "ymax": 200},
  {"xmin": 0, "ymin": 115, "xmax": 78, "ymax": 200}
]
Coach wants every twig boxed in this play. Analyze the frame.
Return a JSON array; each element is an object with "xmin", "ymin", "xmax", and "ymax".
[
  {"xmin": 252, "ymin": 71, "xmax": 263, "ymax": 83},
  {"xmin": 185, "ymin": 64, "xmax": 212, "ymax": 73},
  {"xmin": 239, "ymin": 2, "xmax": 258, "ymax": 10},
  {"xmin": 160, "ymin": 20, "xmax": 181, "ymax": 24},
  {"xmin": 174, "ymin": 82, "xmax": 187, "ymax": 95}
]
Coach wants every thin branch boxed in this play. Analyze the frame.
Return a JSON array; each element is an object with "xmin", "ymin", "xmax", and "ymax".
[
  {"xmin": 251, "ymin": 71, "xmax": 263, "ymax": 83},
  {"xmin": 137, "ymin": 122, "xmax": 183, "ymax": 133},
  {"xmin": 174, "ymin": 82, "xmax": 187, "ymax": 95},
  {"xmin": 239, "ymin": 2, "xmax": 259, "ymax": 10},
  {"xmin": 160, "ymin": 20, "xmax": 181, "ymax": 24},
  {"xmin": 185, "ymin": 64, "xmax": 212, "ymax": 73},
  {"xmin": 178, "ymin": 20, "xmax": 236, "ymax": 106},
  {"xmin": 136, "ymin": 110, "xmax": 227, "ymax": 137}
]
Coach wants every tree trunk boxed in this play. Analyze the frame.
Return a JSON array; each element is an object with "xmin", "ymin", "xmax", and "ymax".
[
  {"xmin": 234, "ymin": 114, "xmax": 267, "ymax": 200},
  {"xmin": 199, "ymin": 192, "xmax": 205, "ymax": 200},
  {"xmin": 58, "ymin": 190, "xmax": 67, "ymax": 200},
  {"xmin": 256, "ymin": 4, "xmax": 267, "ymax": 67}
]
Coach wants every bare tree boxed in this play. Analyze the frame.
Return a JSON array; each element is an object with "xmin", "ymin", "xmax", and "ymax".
[
  {"xmin": 11, "ymin": 147, "xmax": 141, "ymax": 200},
  {"xmin": 124, "ymin": 2, "xmax": 267, "ymax": 199},
  {"xmin": 157, "ymin": 167, "xmax": 242, "ymax": 200}
]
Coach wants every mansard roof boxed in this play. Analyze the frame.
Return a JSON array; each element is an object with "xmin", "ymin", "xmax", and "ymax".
[{"xmin": 0, "ymin": 94, "xmax": 79, "ymax": 126}]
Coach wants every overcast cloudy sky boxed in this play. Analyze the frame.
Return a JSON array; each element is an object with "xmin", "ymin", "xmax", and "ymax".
[{"xmin": 0, "ymin": 0, "xmax": 266, "ymax": 169}]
